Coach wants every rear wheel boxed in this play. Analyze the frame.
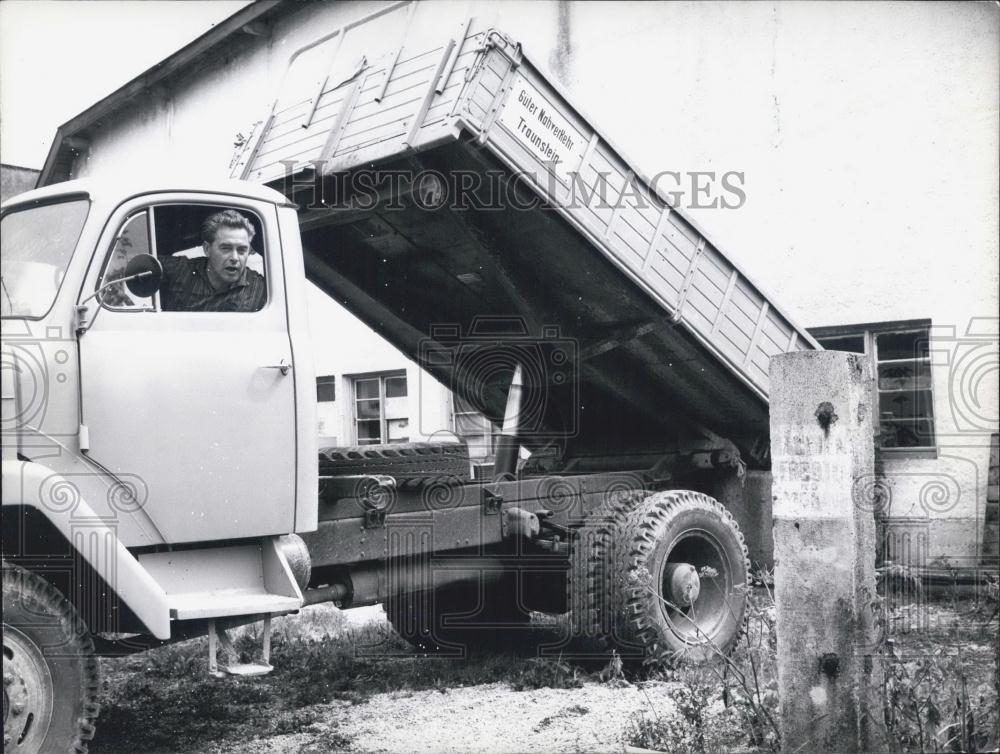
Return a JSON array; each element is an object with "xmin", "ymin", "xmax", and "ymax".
[
  {"xmin": 386, "ymin": 575, "xmax": 529, "ymax": 652},
  {"xmin": 2, "ymin": 564, "xmax": 100, "ymax": 753},
  {"xmin": 567, "ymin": 489, "xmax": 649, "ymax": 659},
  {"xmin": 610, "ymin": 490, "xmax": 750, "ymax": 664}
]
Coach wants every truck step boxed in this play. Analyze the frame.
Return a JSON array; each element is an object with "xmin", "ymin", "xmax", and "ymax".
[{"xmin": 208, "ymin": 616, "xmax": 273, "ymax": 678}]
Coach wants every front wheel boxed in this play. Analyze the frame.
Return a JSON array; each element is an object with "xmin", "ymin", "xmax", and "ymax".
[
  {"xmin": 610, "ymin": 490, "xmax": 750, "ymax": 664},
  {"xmin": 2, "ymin": 564, "xmax": 100, "ymax": 753}
]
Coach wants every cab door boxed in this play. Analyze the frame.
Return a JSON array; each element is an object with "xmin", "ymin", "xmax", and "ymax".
[{"xmin": 77, "ymin": 193, "xmax": 297, "ymax": 544}]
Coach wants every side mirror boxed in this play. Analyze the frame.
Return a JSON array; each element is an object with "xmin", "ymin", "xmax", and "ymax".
[{"xmin": 124, "ymin": 254, "xmax": 163, "ymax": 298}]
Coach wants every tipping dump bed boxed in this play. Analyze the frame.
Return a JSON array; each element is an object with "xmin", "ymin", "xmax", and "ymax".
[{"xmin": 232, "ymin": 9, "xmax": 817, "ymax": 464}]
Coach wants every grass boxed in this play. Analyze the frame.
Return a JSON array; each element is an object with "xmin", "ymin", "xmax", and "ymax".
[
  {"xmin": 91, "ymin": 605, "xmax": 581, "ymax": 753},
  {"xmin": 89, "ymin": 587, "xmax": 999, "ymax": 754}
]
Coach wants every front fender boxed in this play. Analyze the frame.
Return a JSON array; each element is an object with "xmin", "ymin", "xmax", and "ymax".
[{"xmin": 2, "ymin": 459, "xmax": 171, "ymax": 639}]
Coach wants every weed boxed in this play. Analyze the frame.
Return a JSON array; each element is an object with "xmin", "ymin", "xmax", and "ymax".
[
  {"xmin": 511, "ymin": 656, "xmax": 584, "ymax": 691},
  {"xmin": 597, "ymin": 650, "xmax": 628, "ymax": 686},
  {"xmin": 632, "ymin": 567, "xmax": 781, "ymax": 751},
  {"xmin": 881, "ymin": 639, "xmax": 999, "ymax": 753},
  {"xmin": 871, "ymin": 564, "xmax": 1000, "ymax": 753}
]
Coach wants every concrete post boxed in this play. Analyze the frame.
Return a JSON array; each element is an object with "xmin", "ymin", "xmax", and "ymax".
[{"xmin": 769, "ymin": 351, "xmax": 883, "ymax": 753}]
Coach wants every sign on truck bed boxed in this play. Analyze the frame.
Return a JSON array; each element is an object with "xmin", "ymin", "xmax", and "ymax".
[{"xmin": 231, "ymin": 8, "xmax": 818, "ymax": 464}]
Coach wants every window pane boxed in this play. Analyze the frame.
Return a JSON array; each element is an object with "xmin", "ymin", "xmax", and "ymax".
[
  {"xmin": 878, "ymin": 361, "xmax": 931, "ymax": 391},
  {"xmin": 877, "ymin": 331, "xmax": 929, "ymax": 361},
  {"xmin": 1, "ymin": 199, "xmax": 90, "ymax": 317},
  {"xmin": 386, "ymin": 418, "xmax": 409, "ymax": 443},
  {"xmin": 316, "ymin": 376, "xmax": 337, "ymax": 403},
  {"xmin": 878, "ymin": 389, "xmax": 933, "ymax": 421},
  {"xmin": 384, "ymin": 396, "xmax": 408, "ymax": 420},
  {"xmin": 817, "ymin": 335, "xmax": 865, "ymax": 354},
  {"xmin": 879, "ymin": 419, "xmax": 934, "ymax": 448},
  {"xmin": 98, "ymin": 211, "xmax": 154, "ymax": 310},
  {"xmin": 385, "ymin": 375, "xmax": 407, "ymax": 398},
  {"xmin": 357, "ymin": 420, "xmax": 381, "ymax": 444},
  {"xmin": 355, "ymin": 378, "xmax": 379, "ymax": 400},
  {"xmin": 356, "ymin": 398, "xmax": 381, "ymax": 419}
]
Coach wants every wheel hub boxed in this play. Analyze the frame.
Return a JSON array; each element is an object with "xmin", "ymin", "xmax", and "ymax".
[
  {"xmin": 3, "ymin": 626, "xmax": 53, "ymax": 751},
  {"xmin": 663, "ymin": 562, "xmax": 701, "ymax": 607}
]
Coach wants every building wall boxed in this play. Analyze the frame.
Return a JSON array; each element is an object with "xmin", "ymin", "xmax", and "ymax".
[
  {"xmin": 1, "ymin": 163, "xmax": 39, "ymax": 202},
  {"xmin": 309, "ymin": 281, "xmax": 454, "ymax": 449},
  {"xmin": 63, "ymin": 2, "xmax": 998, "ymax": 565}
]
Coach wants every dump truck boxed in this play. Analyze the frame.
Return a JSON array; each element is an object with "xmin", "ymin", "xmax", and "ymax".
[{"xmin": 1, "ymin": 18, "xmax": 818, "ymax": 753}]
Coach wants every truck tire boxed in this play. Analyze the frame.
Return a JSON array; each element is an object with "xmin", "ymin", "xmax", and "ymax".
[
  {"xmin": 610, "ymin": 490, "xmax": 750, "ymax": 664},
  {"xmin": 2, "ymin": 564, "xmax": 100, "ymax": 754},
  {"xmin": 567, "ymin": 489, "xmax": 649, "ymax": 659},
  {"xmin": 386, "ymin": 576, "xmax": 529, "ymax": 652}
]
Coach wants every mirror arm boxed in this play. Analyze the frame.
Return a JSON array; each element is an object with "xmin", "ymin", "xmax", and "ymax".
[{"xmin": 75, "ymin": 271, "xmax": 154, "ymax": 337}]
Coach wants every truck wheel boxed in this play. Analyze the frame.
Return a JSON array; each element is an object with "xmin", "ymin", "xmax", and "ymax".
[
  {"xmin": 567, "ymin": 489, "xmax": 649, "ymax": 659},
  {"xmin": 386, "ymin": 576, "xmax": 529, "ymax": 652},
  {"xmin": 2, "ymin": 564, "xmax": 100, "ymax": 754},
  {"xmin": 611, "ymin": 490, "xmax": 750, "ymax": 664},
  {"xmin": 385, "ymin": 589, "xmax": 441, "ymax": 651}
]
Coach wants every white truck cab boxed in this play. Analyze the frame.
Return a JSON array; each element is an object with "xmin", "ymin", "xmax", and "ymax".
[{"xmin": 2, "ymin": 179, "xmax": 317, "ymax": 753}]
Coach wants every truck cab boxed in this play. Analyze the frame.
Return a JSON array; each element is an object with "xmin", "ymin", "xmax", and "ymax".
[{"xmin": 2, "ymin": 180, "xmax": 316, "ymax": 753}]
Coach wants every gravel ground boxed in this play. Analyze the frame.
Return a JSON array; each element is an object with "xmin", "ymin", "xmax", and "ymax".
[
  {"xmin": 194, "ymin": 607, "xmax": 685, "ymax": 754},
  {"xmin": 205, "ymin": 679, "xmax": 681, "ymax": 754}
]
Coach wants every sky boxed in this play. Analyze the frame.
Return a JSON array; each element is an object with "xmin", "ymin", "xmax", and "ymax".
[{"xmin": 0, "ymin": 0, "xmax": 251, "ymax": 168}]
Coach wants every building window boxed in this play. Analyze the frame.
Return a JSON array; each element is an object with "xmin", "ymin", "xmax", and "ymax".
[
  {"xmin": 316, "ymin": 375, "xmax": 337, "ymax": 403},
  {"xmin": 452, "ymin": 394, "xmax": 499, "ymax": 462},
  {"xmin": 809, "ymin": 319, "xmax": 935, "ymax": 452},
  {"xmin": 352, "ymin": 372, "xmax": 408, "ymax": 445}
]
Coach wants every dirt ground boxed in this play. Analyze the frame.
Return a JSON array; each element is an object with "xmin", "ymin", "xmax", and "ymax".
[
  {"xmin": 89, "ymin": 595, "xmax": 998, "ymax": 754},
  {"xmin": 200, "ymin": 680, "xmax": 686, "ymax": 754}
]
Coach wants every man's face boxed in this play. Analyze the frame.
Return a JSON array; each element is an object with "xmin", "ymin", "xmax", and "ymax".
[{"xmin": 204, "ymin": 226, "xmax": 252, "ymax": 289}]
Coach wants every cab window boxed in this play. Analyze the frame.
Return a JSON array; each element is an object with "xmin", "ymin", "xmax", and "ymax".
[{"xmin": 96, "ymin": 204, "xmax": 267, "ymax": 313}]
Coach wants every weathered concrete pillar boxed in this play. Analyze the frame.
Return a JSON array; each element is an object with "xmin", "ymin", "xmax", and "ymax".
[{"xmin": 769, "ymin": 351, "xmax": 883, "ymax": 753}]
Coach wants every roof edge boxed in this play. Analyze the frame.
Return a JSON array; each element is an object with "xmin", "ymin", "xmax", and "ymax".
[{"xmin": 38, "ymin": 0, "xmax": 289, "ymax": 188}]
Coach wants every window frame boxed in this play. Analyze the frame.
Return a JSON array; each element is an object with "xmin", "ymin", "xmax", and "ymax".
[
  {"xmin": 350, "ymin": 370, "xmax": 408, "ymax": 445},
  {"xmin": 809, "ymin": 318, "xmax": 937, "ymax": 458},
  {"xmin": 93, "ymin": 201, "xmax": 269, "ymax": 314}
]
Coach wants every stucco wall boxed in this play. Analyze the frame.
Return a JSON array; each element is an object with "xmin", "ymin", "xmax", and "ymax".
[
  {"xmin": 1, "ymin": 163, "xmax": 39, "ymax": 202},
  {"xmin": 65, "ymin": 1, "xmax": 999, "ymax": 564}
]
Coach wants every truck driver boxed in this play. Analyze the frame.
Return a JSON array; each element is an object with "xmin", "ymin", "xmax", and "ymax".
[{"xmin": 158, "ymin": 209, "xmax": 266, "ymax": 312}]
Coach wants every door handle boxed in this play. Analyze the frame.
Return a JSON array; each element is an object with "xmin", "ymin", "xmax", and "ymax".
[{"xmin": 262, "ymin": 359, "xmax": 292, "ymax": 376}]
